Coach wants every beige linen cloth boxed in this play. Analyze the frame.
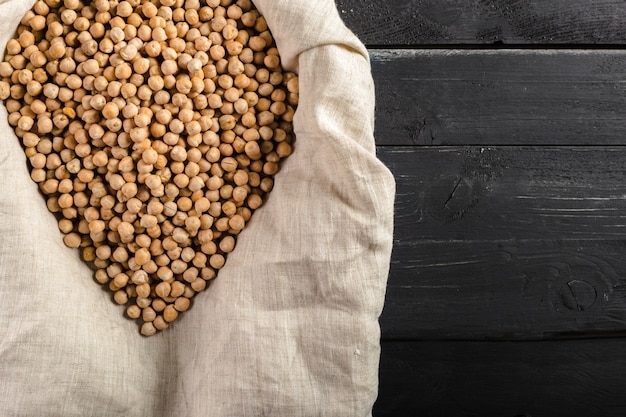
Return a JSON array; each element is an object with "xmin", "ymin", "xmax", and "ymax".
[{"xmin": 0, "ymin": 0, "xmax": 395, "ymax": 415}]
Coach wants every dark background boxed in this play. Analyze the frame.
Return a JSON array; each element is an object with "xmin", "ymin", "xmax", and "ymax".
[{"xmin": 334, "ymin": 1, "xmax": 626, "ymax": 415}]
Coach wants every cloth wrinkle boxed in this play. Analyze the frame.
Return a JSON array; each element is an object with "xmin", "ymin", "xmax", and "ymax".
[{"xmin": 0, "ymin": 0, "xmax": 395, "ymax": 416}]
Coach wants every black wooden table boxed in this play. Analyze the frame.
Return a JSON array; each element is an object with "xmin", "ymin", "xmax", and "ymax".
[{"xmin": 335, "ymin": 1, "xmax": 626, "ymax": 415}]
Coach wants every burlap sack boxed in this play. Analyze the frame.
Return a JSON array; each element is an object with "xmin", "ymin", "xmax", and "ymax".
[{"xmin": 0, "ymin": 0, "xmax": 395, "ymax": 415}]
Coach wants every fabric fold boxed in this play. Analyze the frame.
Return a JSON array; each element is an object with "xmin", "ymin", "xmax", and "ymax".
[
  {"xmin": 253, "ymin": 0, "xmax": 368, "ymax": 73},
  {"xmin": 0, "ymin": 0, "xmax": 395, "ymax": 415},
  {"xmin": 167, "ymin": 1, "xmax": 395, "ymax": 415}
]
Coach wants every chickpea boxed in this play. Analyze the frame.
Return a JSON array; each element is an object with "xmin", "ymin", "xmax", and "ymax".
[{"xmin": 2, "ymin": 0, "xmax": 299, "ymax": 336}]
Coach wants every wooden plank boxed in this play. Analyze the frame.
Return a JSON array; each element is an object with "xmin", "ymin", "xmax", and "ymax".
[
  {"xmin": 371, "ymin": 49, "xmax": 626, "ymax": 146},
  {"xmin": 336, "ymin": 0, "xmax": 626, "ymax": 46},
  {"xmin": 375, "ymin": 339, "xmax": 626, "ymax": 416},
  {"xmin": 378, "ymin": 146, "xmax": 626, "ymax": 339},
  {"xmin": 383, "ymin": 239, "xmax": 626, "ymax": 340},
  {"xmin": 382, "ymin": 146, "xmax": 626, "ymax": 241}
]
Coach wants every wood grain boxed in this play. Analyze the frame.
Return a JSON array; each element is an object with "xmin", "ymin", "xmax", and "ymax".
[
  {"xmin": 383, "ymin": 239, "xmax": 626, "ymax": 340},
  {"xmin": 382, "ymin": 146, "xmax": 626, "ymax": 241},
  {"xmin": 336, "ymin": 0, "xmax": 626, "ymax": 46},
  {"xmin": 344, "ymin": 1, "xmax": 626, "ymax": 413},
  {"xmin": 371, "ymin": 49, "xmax": 626, "ymax": 146},
  {"xmin": 375, "ymin": 339, "xmax": 626, "ymax": 416},
  {"xmin": 379, "ymin": 146, "xmax": 626, "ymax": 339}
]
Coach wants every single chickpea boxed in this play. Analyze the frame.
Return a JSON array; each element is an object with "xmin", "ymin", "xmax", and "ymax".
[
  {"xmin": 141, "ymin": 322, "xmax": 157, "ymax": 336},
  {"xmin": 114, "ymin": 62, "xmax": 132, "ymax": 79},
  {"xmin": 116, "ymin": 1, "xmax": 133, "ymax": 17},
  {"xmin": 127, "ymin": 305, "xmax": 141, "ymax": 319},
  {"xmin": 120, "ymin": 44, "xmax": 138, "ymax": 61},
  {"xmin": 163, "ymin": 305, "xmax": 178, "ymax": 322},
  {"xmin": 101, "ymin": 102, "xmax": 119, "ymax": 119},
  {"xmin": 155, "ymin": 281, "xmax": 171, "ymax": 298},
  {"xmin": 63, "ymin": 232, "xmax": 82, "ymax": 248},
  {"xmin": 48, "ymin": 43, "xmax": 66, "ymax": 60},
  {"xmin": 140, "ymin": 214, "xmax": 158, "ymax": 229},
  {"xmin": 117, "ymin": 221, "xmax": 135, "ymax": 243},
  {"xmin": 142, "ymin": 306, "xmax": 157, "ymax": 322}
]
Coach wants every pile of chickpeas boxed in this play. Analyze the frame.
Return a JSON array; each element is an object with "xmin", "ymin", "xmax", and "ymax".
[{"xmin": 1, "ymin": 0, "xmax": 298, "ymax": 335}]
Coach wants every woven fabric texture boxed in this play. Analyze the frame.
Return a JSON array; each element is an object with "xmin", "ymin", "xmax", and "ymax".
[{"xmin": 0, "ymin": 0, "xmax": 395, "ymax": 415}]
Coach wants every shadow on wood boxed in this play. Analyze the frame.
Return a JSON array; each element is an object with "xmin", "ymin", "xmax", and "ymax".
[{"xmin": 375, "ymin": 339, "xmax": 626, "ymax": 417}]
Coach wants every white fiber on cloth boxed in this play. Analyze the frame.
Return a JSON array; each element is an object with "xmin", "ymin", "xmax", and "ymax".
[{"xmin": 0, "ymin": 0, "xmax": 395, "ymax": 415}]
